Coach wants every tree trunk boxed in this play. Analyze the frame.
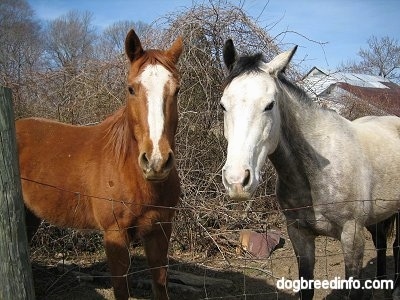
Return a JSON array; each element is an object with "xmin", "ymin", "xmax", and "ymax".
[{"xmin": 0, "ymin": 87, "xmax": 35, "ymax": 299}]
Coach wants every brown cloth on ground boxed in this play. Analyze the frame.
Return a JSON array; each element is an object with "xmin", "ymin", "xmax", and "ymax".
[{"xmin": 238, "ymin": 230, "xmax": 284, "ymax": 258}]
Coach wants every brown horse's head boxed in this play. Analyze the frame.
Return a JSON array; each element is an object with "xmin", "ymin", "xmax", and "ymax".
[{"xmin": 124, "ymin": 29, "xmax": 182, "ymax": 181}]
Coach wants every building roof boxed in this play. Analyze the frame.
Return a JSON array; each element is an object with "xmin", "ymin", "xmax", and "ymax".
[
  {"xmin": 336, "ymin": 82, "xmax": 400, "ymax": 116},
  {"xmin": 300, "ymin": 67, "xmax": 400, "ymax": 116},
  {"xmin": 301, "ymin": 67, "xmax": 392, "ymax": 95}
]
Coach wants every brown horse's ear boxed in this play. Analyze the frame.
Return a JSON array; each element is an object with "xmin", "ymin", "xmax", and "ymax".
[
  {"xmin": 125, "ymin": 29, "xmax": 144, "ymax": 62},
  {"xmin": 166, "ymin": 36, "xmax": 183, "ymax": 64}
]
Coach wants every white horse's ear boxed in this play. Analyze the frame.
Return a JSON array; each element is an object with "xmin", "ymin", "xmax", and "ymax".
[
  {"xmin": 262, "ymin": 45, "xmax": 298, "ymax": 75},
  {"xmin": 223, "ymin": 39, "xmax": 238, "ymax": 72}
]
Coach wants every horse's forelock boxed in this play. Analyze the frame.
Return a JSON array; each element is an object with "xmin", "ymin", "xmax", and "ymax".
[
  {"xmin": 223, "ymin": 53, "xmax": 265, "ymax": 89},
  {"xmin": 133, "ymin": 50, "xmax": 179, "ymax": 79}
]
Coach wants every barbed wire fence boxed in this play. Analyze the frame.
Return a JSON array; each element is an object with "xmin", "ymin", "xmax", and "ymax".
[{"xmin": 25, "ymin": 174, "xmax": 399, "ymax": 299}]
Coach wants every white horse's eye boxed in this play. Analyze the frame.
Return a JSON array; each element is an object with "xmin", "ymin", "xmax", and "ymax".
[
  {"xmin": 220, "ymin": 103, "xmax": 227, "ymax": 112},
  {"xmin": 264, "ymin": 101, "xmax": 275, "ymax": 112}
]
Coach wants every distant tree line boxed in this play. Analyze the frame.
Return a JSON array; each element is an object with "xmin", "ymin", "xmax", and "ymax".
[{"xmin": 0, "ymin": 0, "xmax": 154, "ymax": 122}]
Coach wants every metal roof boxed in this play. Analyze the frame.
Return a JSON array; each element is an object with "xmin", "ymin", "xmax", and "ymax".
[
  {"xmin": 299, "ymin": 67, "xmax": 400, "ymax": 116},
  {"xmin": 300, "ymin": 67, "xmax": 391, "ymax": 97}
]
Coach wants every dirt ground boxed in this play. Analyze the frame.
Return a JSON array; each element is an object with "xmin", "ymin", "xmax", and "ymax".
[{"xmin": 31, "ymin": 226, "xmax": 397, "ymax": 300}]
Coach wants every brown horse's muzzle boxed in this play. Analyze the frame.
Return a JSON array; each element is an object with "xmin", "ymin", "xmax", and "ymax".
[{"xmin": 139, "ymin": 150, "xmax": 175, "ymax": 181}]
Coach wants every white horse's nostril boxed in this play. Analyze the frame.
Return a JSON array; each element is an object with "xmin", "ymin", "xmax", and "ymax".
[{"xmin": 243, "ymin": 169, "xmax": 251, "ymax": 187}]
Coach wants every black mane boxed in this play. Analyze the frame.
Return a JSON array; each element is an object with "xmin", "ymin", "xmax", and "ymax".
[
  {"xmin": 277, "ymin": 73, "xmax": 314, "ymax": 107},
  {"xmin": 224, "ymin": 53, "xmax": 266, "ymax": 87}
]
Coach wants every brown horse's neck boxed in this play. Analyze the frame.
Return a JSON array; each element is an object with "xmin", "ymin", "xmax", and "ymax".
[{"xmin": 103, "ymin": 106, "xmax": 137, "ymax": 165}]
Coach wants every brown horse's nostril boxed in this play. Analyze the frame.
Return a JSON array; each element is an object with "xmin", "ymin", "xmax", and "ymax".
[
  {"xmin": 139, "ymin": 152, "xmax": 150, "ymax": 169},
  {"xmin": 164, "ymin": 151, "xmax": 175, "ymax": 170},
  {"xmin": 139, "ymin": 151, "xmax": 174, "ymax": 177}
]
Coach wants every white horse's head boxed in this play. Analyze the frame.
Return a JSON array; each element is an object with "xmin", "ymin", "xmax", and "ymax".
[{"xmin": 220, "ymin": 40, "xmax": 297, "ymax": 200}]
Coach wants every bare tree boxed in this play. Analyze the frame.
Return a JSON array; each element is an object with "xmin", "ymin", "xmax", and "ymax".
[
  {"xmin": 0, "ymin": 0, "xmax": 42, "ymax": 76},
  {"xmin": 0, "ymin": 0, "xmax": 43, "ymax": 115},
  {"xmin": 340, "ymin": 35, "xmax": 400, "ymax": 83},
  {"xmin": 39, "ymin": 10, "xmax": 98, "ymax": 122},
  {"xmin": 0, "ymin": 0, "xmax": 42, "ymax": 79},
  {"xmin": 44, "ymin": 10, "xmax": 97, "ymax": 73},
  {"xmin": 99, "ymin": 20, "xmax": 151, "ymax": 59}
]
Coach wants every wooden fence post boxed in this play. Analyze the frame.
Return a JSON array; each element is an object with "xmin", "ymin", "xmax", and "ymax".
[{"xmin": 0, "ymin": 87, "xmax": 35, "ymax": 299}]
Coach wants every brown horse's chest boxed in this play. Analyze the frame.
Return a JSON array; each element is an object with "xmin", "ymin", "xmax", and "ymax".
[{"xmin": 93, "ymin": 171, "xmax": 180, "ymax": 235}]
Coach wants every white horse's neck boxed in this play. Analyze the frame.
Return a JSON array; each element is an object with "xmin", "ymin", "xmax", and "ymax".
[{"xmin": 269, "ymin": 79, "xmax": 333, "ymax": 188}]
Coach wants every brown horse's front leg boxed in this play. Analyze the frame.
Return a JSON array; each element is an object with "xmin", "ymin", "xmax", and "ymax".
[
  {"xmin": 104, "ymin": 229, "xmax": 131, "ymax": 300},
  {"xmin": 143, "ymin": 222, "xmax": 172, "ymax": 300}
]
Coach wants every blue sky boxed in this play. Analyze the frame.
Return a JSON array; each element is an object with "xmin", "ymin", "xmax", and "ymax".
[{"xmin": 27, "ymin": 0, "xmax": 399, "ymax": 71}]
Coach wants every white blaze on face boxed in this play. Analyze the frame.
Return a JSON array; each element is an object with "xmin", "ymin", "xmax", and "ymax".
[
  {"xmin": 221, "ymin": 72, "xmax": 280, "ymax": 194},
  {"xmin": 222, "ymin": 73, "xmax": 276, "ymax": 163},
  {"xmin": 139, "ymin": 64, "xmax": 171, "ymax": 160}
]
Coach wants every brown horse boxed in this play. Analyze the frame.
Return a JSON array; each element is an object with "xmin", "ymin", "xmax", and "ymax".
[{"xmin": 16, "ymin": 29, "xmax": 182, "ymax": 300}]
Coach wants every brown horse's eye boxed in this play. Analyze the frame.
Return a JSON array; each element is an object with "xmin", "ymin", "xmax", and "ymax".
[{"xmin": 128, "ymin": 86, "xmax": 135, "ymax": 95}]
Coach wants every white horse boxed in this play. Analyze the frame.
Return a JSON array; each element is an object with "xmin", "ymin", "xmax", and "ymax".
[{"xmin": 220, "ymin": 39, "xmax": 400, "ymax": 299}]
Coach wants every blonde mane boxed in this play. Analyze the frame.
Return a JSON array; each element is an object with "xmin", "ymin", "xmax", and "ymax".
[{"xmin": 103, "ymin": 107, "xmax": 132, "ymax": 164}]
